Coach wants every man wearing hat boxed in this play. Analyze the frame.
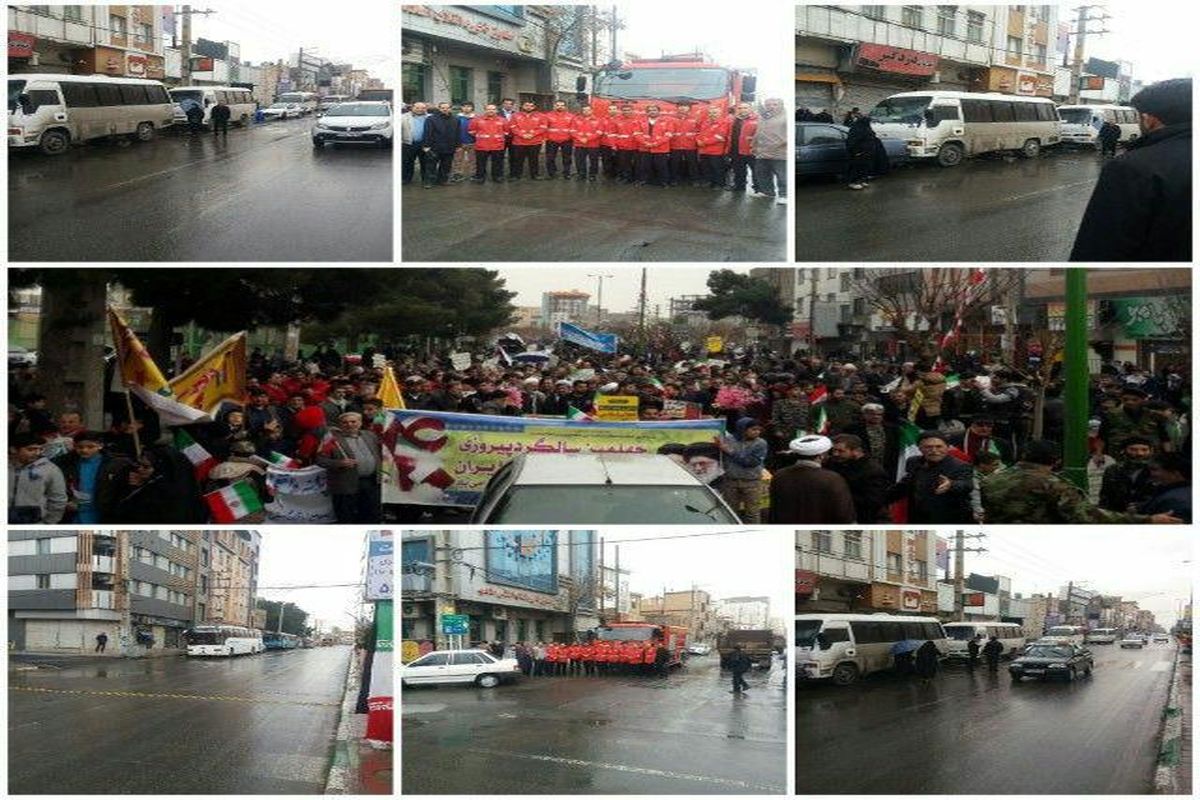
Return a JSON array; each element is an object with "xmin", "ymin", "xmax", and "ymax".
[
  {"xmin": 768, "ymin": 434, "xmax": 856, "ymax": 524},
  {"xmin": 947, "ymin": 416, "xmax": 1012, "ymax": 465},
  {"xmin": 886, "ymin": 430, "xmax": 975, "ymax": 524},
  {"xmin": 1070, "ymin": 77, "xmax": 1191, "ymax": 262},
  {"xmin": 402, "ymin": 375, "xmax": 436, "ymax": 410},
  {"xmin": 1098, "ymin": 435, "xmax": 1158, "ymax": 513},
  {"xmin": 1102, "ymin": 386, "xmax": 1168, "ymax": 456}
]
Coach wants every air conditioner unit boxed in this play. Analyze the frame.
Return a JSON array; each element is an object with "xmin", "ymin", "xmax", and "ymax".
[{"xmin": 401, "ymin": 605, "xmax": 422, "ymax": 619}]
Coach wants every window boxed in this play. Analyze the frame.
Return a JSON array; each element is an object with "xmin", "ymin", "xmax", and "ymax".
[
  {"xmin": 63, "ymin": 5, "xmax": 84, "ymax": 21},
  {"xmin": 402, "ymin": 63, "xmax": 428, "ymax": 104},
  {"xmin": 413, "ymin": 652, "xmax": 451, "ymax": 667},
  {"xmin": 839, "ymin": 272, "xmax": 851, "ymax": 292},
  {"xmin": 1007, "ymin": 35, "xmax": 1023, "ymax": 59},
  {"xmin": 200, "ymin": 575, "xmax": 208, "ymax": 594},
  {"xmin": 844, "ymin": 531, "xmax": 863, "ymax": 560},
  {"xmin": 1036, "ymin": 103, "xmax": 1056, "ymax": 121},
  {"xmin": 850, "ymin": 621, "xmax": 883, "ymax": 643},
  {"xmin": 937, "ymin": 6, "xmax": 956, "ymax": 37},
  {"xmin": 36, "ymin": 538, "xmax": 51, "ymax": 555},
  {"xmin": 930, "ymin": 105, "xmax": 961, "ymax": 123},
  {"xmin": 451, "ymin": 652, "xmax": 487, "ymax": 665},
  {"xmin": 822, "ymin": 627, "xmax": 851, "ymax": 644},
  {"xmin": 198, "ymin": 602, "xmax": 206, "ymax": 619},
  {"xmin": 886, "ymin": 552, "xmax": 902, "ymax": 575},
  {"xmin": 449, "ymin": 66, "xmax": 472, "ymax": 105},
  {"xmin": 1034, "ymin": 43, "xmax": 1047, "ymax": 64},
  {"xmin": 801, "ymin": 125, "xmax": 844, "ymax": 146},
  {"xmin": 863, "ymin": 5, "xmax": 886, "ymax": 20},
  {"xmin": 119, "ymin": 84, "xmax": 148, "ymax": 105},
  {"xmin": 911, "ymin": 559, "xmax": 928, "ymax": 581},
  {"xmin": 901, "ymin": 5, "xmax": 923, "ymax": 27},
  {"xmin": 36, "ymin": 574, "xmax": 50, "ymax": 589},
  {"xmin": 967, "ymin": 11, "xmax": 985, "ymax": 43},
  {"xmin": 812, "ymin": 530, "xmax": 833, "ymax": 554},
  {"xmin": 201, "ymin": 550, "xmax": 209, "ymax": 567},
  {"xmin": 990, "ymin": 101, "xmax": 1016, "ymax": 122},
  {"xmin": 1012, "ymin": 102, "xmax": 1038, "ymax": 122},
  {"xmin": 110, "ymin": 14, "xmax": 126, "ymax": 37},
  {"xmin": 487, "ymin": 71, "xmax": 503, "ymax": 105},
  {"xmin": 137, "ymin": 23, "xmax": 152, "ymax": 44}
]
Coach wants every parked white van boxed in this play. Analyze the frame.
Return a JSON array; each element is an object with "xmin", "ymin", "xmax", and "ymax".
[
  {"xmin": 1057, "ymin": 104, "xmax": 1141, "ymax": 147},
  {"xmin": 942, "ymin": 622, "xmax": 1026, "ymax": 659},
  {"xmin": 795, "ymin": 613, "xmax": 949, "ymax": 685},
  {"xmin": 868, "ymin": 90, "xmax": 1061, "ymax": 166},
  {"xmin": 277, "ymin": 91, "xmax": 319, "ymax": 114},
  {"xmin": 8, "ymin": 73, "xmax": 174, "ymax": 155},
  {"xmin": 1084, "ymin": 627, "xmax": 1119, "ymax": 644},
  {"xmin": 169, "ymin": 86, "xmax": 255, "ymax": 128}
]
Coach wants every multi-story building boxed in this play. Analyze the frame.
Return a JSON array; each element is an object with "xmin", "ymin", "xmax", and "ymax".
[
  {"xmin": 797, "ymin": 530, "xmax": 941, "ymax": 615},
  {"xmin": 402, "ymin": 4, "xmax": 613, "ymax": 107},
  {"xmin": 8, "ymin": 530, "xmax": 199, "ymax": 654},
  {"xmin": 599, "ymin": 564, "xmax": 633, "ymax": 620},
  {"xmin": 400, "ymin": 531, "xmax": 599, "ymax": 655},
  {"xmin": 541, "ymin": 290, "xmax": 591, "ymax": 329},
  {"xmin": 796, "ymin": 5, "xmax": 1058, "ymax": 117},
  {"xmin": 9, "ymin": 5, "xmax": 169, "ymax": 79},
  {"xmin": 636, "ymin": 589, "xmax": 719, "ymax": 644},
  {"xmin": 201, "ymin": 530, "xmax": 261, "ymax": 627},
  {"xmin": 718, "ymin": 596, "xmax": 772, "ymax": 630}
]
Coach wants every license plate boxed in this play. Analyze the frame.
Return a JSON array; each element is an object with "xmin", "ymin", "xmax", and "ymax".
[
  {"xmin": 1024, "ymin": 668, "xmax": 1044, "ymax": 674},
  {"xmin": 339, "ymin": 132, "xmax": 361, "ymax": 138}
]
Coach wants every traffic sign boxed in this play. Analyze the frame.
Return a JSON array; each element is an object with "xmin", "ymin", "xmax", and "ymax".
[{"xmin": 440, "ymin": 613, "xmax": 469, "ymax": 635}]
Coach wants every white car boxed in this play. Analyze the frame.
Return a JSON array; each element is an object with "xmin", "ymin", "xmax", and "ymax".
[
  {"xmin": 312, "ymin": 101, "xmax": 393, "ymax": 149},
  {"xmin": 1153, "ymin": 634, "xmax": 1171, "ymax": 643},
  {"xmin": 400, "ymin": 649, "xmax": 522, "ymax": 688},
  {"xmin": 262, "ymin": 102, "xmax": 302, "ymax": 120},
  {"xmin": 687, "ymin": 643, "xmax": 712, "ymax": 656},
  {"xmin": 8, "ymin": 347, "xmax": 37, "ymax": 368},
  {"xmin": 1119, "ymin": 636, "xmax": 1145, "ymax": 649}
]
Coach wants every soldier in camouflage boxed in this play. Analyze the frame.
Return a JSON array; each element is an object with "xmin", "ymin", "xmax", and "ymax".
[
  {"xmin": 1101, "ymin": 387, "xmax": 1169, "ymax": 456},
  {"xmin": 980, "ymin": 439, "xmax": 1182, "ymax": 525}
]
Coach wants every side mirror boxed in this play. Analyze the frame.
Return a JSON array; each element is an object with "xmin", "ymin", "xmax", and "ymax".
[
  {"xmin": 924, "ymin": 108, "xmax": 936, "ymax": 127},
  {"xmin": 816, "ymin": 632, "xmax": 831, "ymax": 651},
  {"xmin": 19, "ymin": 93, "xmax": 38, "ymax": 113},
  {"xmin": 741, "ymin": 75, "xmax": 757, "ymax": 100}
]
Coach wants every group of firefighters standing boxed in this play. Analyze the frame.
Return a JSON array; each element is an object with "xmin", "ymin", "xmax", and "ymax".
[{"xmin": 403, "ymin": 96, "xmax": 788, "ymax": 199}]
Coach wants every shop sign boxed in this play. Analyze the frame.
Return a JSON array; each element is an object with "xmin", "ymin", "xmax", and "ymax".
[
  {"xmin": 796, "ymin": 570, "xmax": 816, "ymax": 597},
  {"xmin": 127, "ymin": 53, "xmax": 148, "ymax": 77},
  {"xmin": 856, "ymin": 43, "xmax": 938, "ymax": 77},
  {"xmin": 9, "ymin": 32, "xmax": 36, "ymax": 58}
]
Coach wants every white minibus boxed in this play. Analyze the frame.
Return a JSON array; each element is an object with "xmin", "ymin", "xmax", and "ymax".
[
  {"xmin": 942, "ymin": 621, "xmax": 1026, "ymax": 659},
  {"xmin": 277, "ymin": 91, "xmax": 318, "ymax": 114},
  {"xmin": 1041, "ymin": 624, "xmax": 1087, "ymax": 646},
  {"xmin": 1057, "ymin": 104, "xmax": 1141, "ymax": 147},
  {"xmin": 795, "ymin": 613, "xmax": 949, "ymax": 685},
  {"xmin": 8, "ymin": 73, "xmax": 174, "ymax": 155},
  {"xmin": 868, "ymin": 90, "xmax": 1061, "ymax": 166},
  {"xmin": 1084, "ymin": 627, "xmax": 1119, "ymax": 644},
  {"xmin": 169, "ymin": 86, "xmax": 255, "ymax": 128}
]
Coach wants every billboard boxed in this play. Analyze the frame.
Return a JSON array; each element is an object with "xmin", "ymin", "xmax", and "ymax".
[
  {"xmin": 856, "ymin": 43, "xmax": 939, "ymax": 77},
  {"xmin": 485, "ymin": 530, "xmax": 558, "ymax": 594}
]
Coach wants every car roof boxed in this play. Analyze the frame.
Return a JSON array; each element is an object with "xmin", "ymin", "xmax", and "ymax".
[
  {"xmin": 510, "ymin": 453, "xmax": 702, "ymax": 486},
  {"xmin": 329, "ymin": 100, "xmax": 390, "ymax": 107}
]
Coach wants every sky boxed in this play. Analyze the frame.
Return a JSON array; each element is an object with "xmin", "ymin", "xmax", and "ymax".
[
  {"xmin": 949, "ymin": 528, "xmax": 1193, "ymax": 627},
  {"xmin": 1074, "ymin": 1, "xmax": 1193, "ymax": 83},
  {"xmin": 185, "ymin": 1, "xmax": 395, "ymax": 81},
  {"xmin": 257, "ymin": 530, "xmax": 367, "ymax": 631},
  {"xmin": 498, "ymin": 266, "xmax": 751, "ymax": 314},
  {"xmin": 608, "ymin": 529, "xmax": 792, "ymax": 621},
  {"xmin": 617, "ymin": 2, "xmax": 793, "ymax": 100}
]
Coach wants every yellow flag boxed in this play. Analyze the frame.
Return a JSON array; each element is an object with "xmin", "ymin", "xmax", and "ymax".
[
  {"xmin": 380, "ymin": 365, "xmax": 405, "ymax": 410},
  {"xmin": 907, "ymin": 384, "xmax": 925, "ymax": 424},
  {"xmin": 169, "ymin": 332, "xmax": 247, "ymax": 413},
  {"xmin": 108, "ymin": 308, "xmax": 171, "ymax": 394}
]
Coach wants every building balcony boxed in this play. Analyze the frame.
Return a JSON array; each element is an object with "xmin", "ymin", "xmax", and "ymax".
[
  {"xmin": 91, "ymin": 555, "xmax": 115, "ymax": 573},
  {"xmin": 90, "ymin": 590, "xmax": 115, "ymax": 609}
]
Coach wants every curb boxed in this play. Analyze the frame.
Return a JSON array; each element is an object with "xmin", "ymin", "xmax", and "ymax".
[
  {"xmin": 1153, "ymin": 648, "xmax": 1188, "ymax": 793},
  {"xmin": 324, "ymin": 649, "xmax": 367, "ymax": 794}
]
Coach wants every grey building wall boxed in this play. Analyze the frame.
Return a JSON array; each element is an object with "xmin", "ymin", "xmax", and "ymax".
[
  {"xmin": 9, "ymin": 589, "xmax": 76, "ymax": 610},
  {"xmin": 9, "ymin": 530, "xmax": 77, "ymax": 542},
  {"xmin": 132, "ymin": 596, "xmax": 193, "ymax": 623},
  {"xmin": 9, "ymin": 553, "xmax": 77, "ymax": 576}
]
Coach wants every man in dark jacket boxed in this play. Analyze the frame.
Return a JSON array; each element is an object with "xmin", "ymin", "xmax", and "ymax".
[
  {"xmin": 1070, "ymin": 78, "xmax": 1191, "ymax": 261},
  {"xmin": 728, "ymin": 645, "xmax": 752, "ymax": 694},
  {"xmin": 1097, "ymin": 119, "xmax": 1121, "ymax": 157},
  {"xmin": 422, "ymin": 102, "xmax": 462, "ymax": 187},
  {"xmin": 1098, "ymin": 436, "xmax": 1157, "ymax": 512},
  {"xmin": 982, "ymin": 635, "xmax": 1004, "ymax": 672},
  {"xmin": 845, "ymin": 115, "xmax": 878, "ymax": 190},
  {"xmin": 211, "ymin": 99, "xmax": 231, "ymax": 137},
  {"xmin": 769, "ymin": 435, "xmax": 857, "ymax": 524},
  {"xmin": 887, "ymin": 431, "xmax": 975, "ymax": 523},
  {"xmin": 1139, "ymin": 452, "xmax": 1191, "ymax": 523},
  {"xmin": 844, "ymin": 403, "xmax": 900, "ymax": 475},
  {"xmin": 827, "ymin": 434, "xmax": 890, "ymax": 523}
]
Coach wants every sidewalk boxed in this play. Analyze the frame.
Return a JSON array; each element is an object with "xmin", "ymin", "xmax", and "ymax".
[
  {"xmin": 9, "ymin": 648, "xmax": 184, "ymax": 670},
  {"xmin": 325, "ymin": 649, "xmax": 392, "ymax": 794},
  {"xmin": 1155, "ymin": 647, "xmax": 1191, "ymax": 794}
]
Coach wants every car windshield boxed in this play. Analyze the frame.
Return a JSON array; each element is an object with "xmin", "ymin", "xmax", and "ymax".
[
  {"xmin": 170, "ymin": 90, "xmax": 204, "ymax": 104},
  {"xmin": 946, "ymin": 628, "xmax": 978, "ymax": 641},
  {"xmin": 327, "ymin": 103, "xmax": 389, "ymax": 117},
  {"xmin": 795, "ymin": 620, "xmax": 822, "ymax": 648},
  {"xmin": 596, "ymin": 627, "xmax": 656, "ymax": 642},
  {"xmin": 869, "ymin": 95, "xmax": 933, "ymax": 124},
  {"xmin": 488, "ymin": 486, "xmax": 739, "ymax": 523},
  {"xmin": 1058, "ymin": 108, "xmax": 1096, "ymax": 124},
  {"xmin": 594, "ymin": 67, "xmax": 728, "ymax": 102},
  {"xmin": 1025, "ymin": 646, "xmax": 1073, "ymax": 658},
  {"xmin": 9, "ymin": 79, "xmax": 26, "ymax": 112},
  {"xmin": 278, "ymin": 94, "xmax": 306, "ymax": 103}
]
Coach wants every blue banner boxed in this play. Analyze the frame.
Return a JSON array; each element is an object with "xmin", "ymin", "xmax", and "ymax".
[
  {"xmin": 485, "ymin": 531, "xmax": 558, "ymax": 594},
  {"xmin": 557, "ymin": 321, "xmax": 618, "ymax": 354}
]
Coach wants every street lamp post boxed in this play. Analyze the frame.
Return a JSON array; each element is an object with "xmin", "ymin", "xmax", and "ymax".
[
  {"xmin": 588, "ymin": 272, "xmax": 613, "ymax": 327},
  {"xmin": 1062, "ymin": 268, "xmax": 1089, "ymax": 491}
]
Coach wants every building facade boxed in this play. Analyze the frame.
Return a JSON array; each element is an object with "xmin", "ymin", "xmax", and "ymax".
[
  {"xmin": 636, "ymin": 589, "xmax": 720, "ymax": 644},
  {"xmin": 541, "ymin": 290, "xmax": 591, "ymax": 328},
  {"xmin": 202, "ymin": 530, "xmax": 260, "ymax": 627},
  {"xmin": 718, "ymin": 596, "xmax": 772, "ymax": 629},
  {"xmin": 797, "ymin": 529, "xmax": 941, "ymax": 615},
  {"xmin": 9, "ymin": 4, "xmax": 169, "ymax": 79}
]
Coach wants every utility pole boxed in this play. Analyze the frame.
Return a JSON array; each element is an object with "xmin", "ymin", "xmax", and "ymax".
[
  {"xmin": 598, "ymin": 536, "xmax": 605, "ymax": 620},
  {"xmin": 178, "ymin": 6, "xmax": 216, "ymax": 86},
  {"xmin": 589, "ymin": 272, "xmax": 613, "ymax": 327},
  {"xmin": 1062, "ymin": 268, "xmax": 1089, "ymax": 490},
  {"xmin": 610, "ymin": 4, "xmax": 618, "ymax": 60},
  {"xmin": 637, "ymin": 267, "xmax": 648, "ymax": 348},
  {"xmin": 1067, "ymin": 5, "xmax": 1110, "ymax": 104},
  {"xmin": 807, "ymin": 268, "xmax": 819, "ymax": 354},
  {"xmin": 951, "ymin": 530, "xmax": 987, "ymax": 622},
  {"xmin": 614, "ymin": 544, "xmax": 620, "ymax": 621}
]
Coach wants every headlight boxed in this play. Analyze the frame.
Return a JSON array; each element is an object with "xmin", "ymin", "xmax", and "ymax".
[
  {"xmin": 370, "ymin": 121, "xmax": 390, "ymax": 130},
  {"xmin": 315, "ymin": 123, "xmax": 330, "ymax": 130}
]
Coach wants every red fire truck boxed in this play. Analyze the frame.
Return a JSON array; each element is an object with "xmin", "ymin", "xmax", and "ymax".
[
  {"xmin": 592, "ymin": 621, "xmax": 688, "ymax": 668},
  {"xmin": 587, "ymin": 54, "xmax": 756, "ymax": 117}
]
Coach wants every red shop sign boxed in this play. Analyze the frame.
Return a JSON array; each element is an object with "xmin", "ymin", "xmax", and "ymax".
[
  {"xmin": 856, "ymin": 43, "xmax": 939, "ymax": 77},
  {"xmin": 10, "ymin": 32, "xmax": 37, "ymax": 58}
]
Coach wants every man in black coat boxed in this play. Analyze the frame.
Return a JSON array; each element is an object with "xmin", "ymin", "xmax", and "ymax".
[
  {"xmin": 1070, "ymin": 78, "xmax": 1191, "ymax": 261},
  {"xmin": 844, "ymin": 403, "xmax": 900, "ymax": 475},
  {"xmin": 728, "ymin": 645, "xmax": 752, "ymax": 694},
  {"xmin": 828, "ymin": 434, "xmax": 891, "ymax": 523},
  {"xmin": 886, "ymin": 431, "xmax": 975, "ymax": 523},
  {"xmin": 421, "ymin": 102, "xmax": 462, "ymax": 187},
  {"xmin": 845, "ymin": 116, "xmax": 878, "ymax": 190}
]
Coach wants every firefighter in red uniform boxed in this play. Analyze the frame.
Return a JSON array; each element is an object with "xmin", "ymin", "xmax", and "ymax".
[
  {"xmin": 599, "ymin": 105, "xmax": 622, "ymax": 179},
  {"xmin": 728, "ymin": 101, "xmax": 759, "ymax": 193},
  {"xmin": 544, "ymin": 100, "xmax": 576, "ymax": 179},
  {"xmin": 570, "ymin": 106, "xmax": 604, "ymax": 181},
  {"xmin": 668, "ymin": 103, "xmax": 701, "ymax": 186},
  {"xmin": 614, "ymin": 105, "xmax": 642, "ymax": 183},
  {"xmin": 466, "ymin": 103, "xmax": 509, "ymax": 183},
  {"xmin": 509, "ymin": 101, "xmax": 547, "ymax": 180},
  {"xmin": 634, "ymin": 105, "xmax": 675, "ymax": 186},
  {"xmin": 696, "ymin": 105, "xmax": 733, "ymax": 189}
]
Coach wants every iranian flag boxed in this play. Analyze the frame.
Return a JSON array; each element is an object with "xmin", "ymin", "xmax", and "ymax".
[
  {"xmin": 266, "ymin": 451, "xmax": 300, "ymax": 469},
  {"xmin": 567, "ymin": 405, "xmax": 595, "ymax": 422},
  {"xmin": 808, "ymin": 386, "xmax": 828, "ymax": 406},
  {"xmin": 365, "ymin": 600, "xmax": 393, "ymax": 742},
  {"xmin": 889, "ymin": 419, "xmax": 924, "ymax": 523},
  {"xmin": 944, "ymin": 373, "xmax": 961, "ymax": 390},
  {"xmin": 810, "ymin": 404, "xmax": 829, "ymax": 435},
  {"xmin": 174, "ymin": 429, "xmax": 218, "ymax": 482},
  {"xmin": 204, "ymin": 481, "xmax": 264, "ymax": 523}
]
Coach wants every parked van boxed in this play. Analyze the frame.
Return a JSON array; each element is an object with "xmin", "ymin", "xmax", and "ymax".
[
  {"xmin": 169, "ymin": 86, "xmax": 255, "ymax": 128},
  {"xmin": 276, "ymin": 91, "xmax": 318, "ymax": 114},
  {"xmin": 942, "ymin": 622, "xmax": 1026, "ymax": 659},
  {"xmin": 795, "ymin": 613, "xmax": 948, "ymax": 685},
  {"xmin": 1084, "ymin": 627, "xmax": 1119, "ymax": 644},
  {"xmin": 8, "ymin": 73, "xmax": 174, "ymax": 155},
  {"xmin": 1057, "ymin": 104, "xmax": 1140, "ymax": 147},
  {"xmin": 1041, "ymin": 625, "xmax": 1087, "ymax": 646}
]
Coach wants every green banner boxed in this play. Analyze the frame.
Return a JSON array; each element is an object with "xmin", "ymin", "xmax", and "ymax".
[{"xmin": 1110, "ymin": 296, "xmax": 1181, "ymax": 338}]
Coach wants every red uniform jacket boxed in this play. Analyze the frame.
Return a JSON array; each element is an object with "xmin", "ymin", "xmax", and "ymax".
[
  {"xmin": 695, "ymin": 116, "xmax": 732, "ymax": 156},
  {"xmin": 670, "ymin": 114, "xmax": 699, "ymax": 150},
  {"xmin": 634, "ymin": 116, "xmax": 675, "ymax": 153},
  {"xmin": 544, "ymin": 110, "xmax": 575, "ymax": 143},
  {"xmin": 613, "ymin": 116, "xmax": 642, "ymax": 151},
  {"xmin": 509, "ymin": 111, "xmax": 548, "ymax": 146},
  {"xmin": 467, "ymin": 115, "xmax": 509, "ymax": 151},
  {"xmin": 600, "ymin": 115, "xmax": 624, "ymax": 147},
  {"xmin": 733, "ymin": 114, "xmax": 759, "ymax": 156},
  {"xmin": 569, "ymin": 116, "xmax": 605, "ymax": 147}
]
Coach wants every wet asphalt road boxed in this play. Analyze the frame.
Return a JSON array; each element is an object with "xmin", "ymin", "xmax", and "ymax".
[
  {"xmin": 401, "ymin": 175, "xmax": 787, "ymax": 262},
  {"xmin": 402, "ymin": 653, "xmax": 787, "ymax": 794},
  {"xmin": 796, "ymin": 641, "xmax": 1176, "ymax": 794},
  {"xmin": 797, "ymin": 147, "xmax": 1105, "ymax": 261},
  {"xmin": 9, "ymin": 645, "xmax": 351, "ymax": 794},
  {"xmin": 8, "ymin": 118, "xmax": 392, "ymax": 262}
]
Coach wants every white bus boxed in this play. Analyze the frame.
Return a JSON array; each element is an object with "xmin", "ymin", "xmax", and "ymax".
[
  {"xmin": 8, "ymin": 73, "xmax": 174, "ymax": 155},
  {"xmin": 277, "ymin": 91, "xmax": 318, "ymax": 114},
  {"xmin": 795, "ymin": 613, "xmax": 949, "ymax": 685},
  {"xmin": 868, "ymin": 90, "xmax": 1061, "ymax": 166},
  {"xmin": 1084, "ymin": 627, "xmax": 1119, "ymax": 644},
  {"xmin": 186, "ymin": 625, "xmax": 264, "ymax": 657},
  {"xmin": 1057, "ymin": 104, "xmax": 1141, "ymax": 147},
  {"xmin": 169, "ymin": 86, "xmax": 256, "ymax": 128},
  {"xmin": 942, "ymin": 621, "xmax": 1027, "ymax": 660},
  {"xmin": 1041, "ymin": 624, "xmax": 1087, "ymax": 646}
]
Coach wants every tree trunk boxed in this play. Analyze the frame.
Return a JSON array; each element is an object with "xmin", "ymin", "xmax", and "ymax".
[{"xmin": 34, "ymin": 273, "xmax": 108, "ymax": 429}]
